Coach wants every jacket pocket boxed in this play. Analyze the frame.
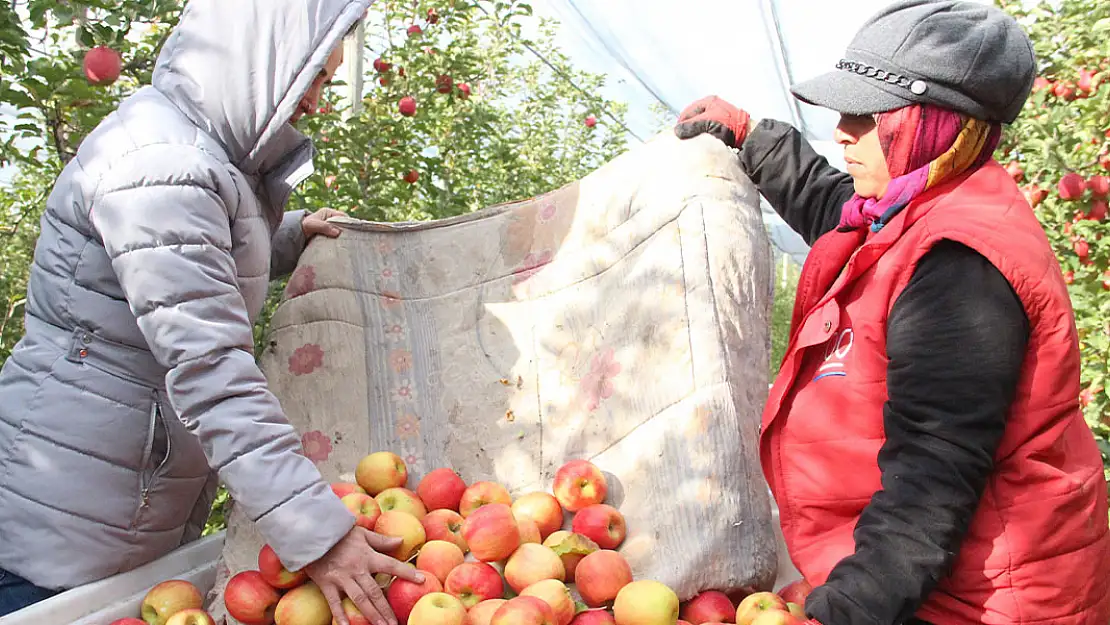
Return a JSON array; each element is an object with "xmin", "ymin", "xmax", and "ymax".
[{"xmin": 132, "ymin": 391, "xmax": 171, "ymax": 528}]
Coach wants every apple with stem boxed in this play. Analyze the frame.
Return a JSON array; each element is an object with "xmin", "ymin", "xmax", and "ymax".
[
  {"xmin": 552, "ymin": 460, "xmax": 607, "ymax": 512},
  {"xmin": 734, "ymin": 593, "xmax": 788, "ymax": 625},
  {"xmin": 141, "ymin": 580, "xmax": 204, "ymax": 625},
  {"xmin": 418, "ymin": 468, "xmax": 468, "ymax": 512},
  {"xmin": 459, "ymin": 481, "xmax": 513, "ymax": 518},
  {"xmin": 378, "ymin": 487, "xmax": 429, "ymax": 520},
  {"xmin": 356, "ymin": 451, "xmax": 409, "ymax": 495},
  {"xmin": 571, "ymin": 504, "xmax": 626, "ymax": 550},
  {"xmin": 224, "ymin": 570, "xmax": 280, "ymax": 625},
  {"xmin": 410, "ymin": 592, "xmax": 469, "ymax": 625},
  {"xmin": 423, "ymin": 509, "xmax": 469, "ymax": 553},
  {"xmin": 343, "ymin": 492, "xmax": 383, "ymax": 530},
  {"xmin": 445, "ymin": 562, "xmax": 505, "ymax": 608}
]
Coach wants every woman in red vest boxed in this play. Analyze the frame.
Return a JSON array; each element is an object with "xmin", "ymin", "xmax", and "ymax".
[{"xmin": 675, "ymin": 1, "xmax": 1110, "ymax": 624}]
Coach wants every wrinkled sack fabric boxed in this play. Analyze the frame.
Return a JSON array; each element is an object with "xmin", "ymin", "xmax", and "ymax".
[{"xmin": 208, "ymin": 132, "xmax": 780, "ymax": 619}]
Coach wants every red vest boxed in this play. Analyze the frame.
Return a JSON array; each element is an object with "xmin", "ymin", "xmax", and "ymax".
[{"xmin": 761, "ymin": 161, "xmax": 1110, "ymax": 625}]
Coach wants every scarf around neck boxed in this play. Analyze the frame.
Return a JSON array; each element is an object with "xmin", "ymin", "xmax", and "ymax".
[{"xmin": 839, "ymin": 103, "xmax": 1003, "ymax": 232}]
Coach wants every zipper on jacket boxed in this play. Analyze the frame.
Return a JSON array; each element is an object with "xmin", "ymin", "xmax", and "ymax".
[{"xmin": 134, "ymin": 394, "xmax": 159, "ymax": 524}]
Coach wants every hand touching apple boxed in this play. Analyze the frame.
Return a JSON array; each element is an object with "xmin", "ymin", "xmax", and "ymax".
[
  {"xmin": 305, "ymin": 526, "xmax": 425, "ymax": 625},
  {"xmin": 302, "ymin": 207, "xmax": 346, "ymax": 240}
]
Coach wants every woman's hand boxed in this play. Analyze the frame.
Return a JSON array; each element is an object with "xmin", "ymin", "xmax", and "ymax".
[
  {"xmin": 304, "ymin": 527, "xmax": 425, "ymax": 625},
  {"xmin": 673, "ymin": 96, "xmax": 754, "ymax": 149},
  {"xmin": 302, "ymin": 207, "xmax": 346, "ymax": 240}
]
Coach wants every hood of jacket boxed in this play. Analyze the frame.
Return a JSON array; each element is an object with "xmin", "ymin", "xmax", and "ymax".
[{"xmin": 152, "ymin": 0, "xmax": 369, "ymax": 193}]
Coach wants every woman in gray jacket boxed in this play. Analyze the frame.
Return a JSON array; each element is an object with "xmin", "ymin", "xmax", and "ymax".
[{"xmin": 0, "ymin": 1, "xmax": 422, "ymax": 624}]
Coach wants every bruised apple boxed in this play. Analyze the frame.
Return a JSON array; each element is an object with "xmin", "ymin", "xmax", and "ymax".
[
  {"xmin": 459, "ymin": 481, "xmax": 512, "ymax": 518},
  {"xmin": 423, "ymin": 509, "xmax": 469, "ymax": 553},
  {"xmin": 388, "ymin": 573, "xmax": 445, "ymax": 625},
  {"xmin": 418, "ymin": 468, "xmax": 468, "ymax": 512},
  {"xmin": 574, "ymin": 550, "xmax": 632, "ymax": 608},
  {"xmin": 417, "ymin": 540, "xmax": 467, "ymax": 584},
  {"xmin": 542, "ymin": 531, "xmax": 598, "ymax": 582},
  {"xmin": 462, "ymin": 503, "xmax": 520, "ymax": 562}
]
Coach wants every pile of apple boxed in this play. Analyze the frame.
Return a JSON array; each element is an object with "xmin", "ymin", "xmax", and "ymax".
[{"xmin": 111, "ymin": 452, "xmax": 813, "ymax": 625}]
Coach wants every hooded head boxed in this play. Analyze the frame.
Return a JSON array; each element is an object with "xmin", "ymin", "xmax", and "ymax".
[{"xmin": 152, "ymin": 0, "xmax": 370, "ymax": 178}]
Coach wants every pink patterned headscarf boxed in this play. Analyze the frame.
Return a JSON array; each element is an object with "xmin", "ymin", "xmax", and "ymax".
[{"xmin": 839, "ymin": 103, "xmax": 1003, "ymax": 231}]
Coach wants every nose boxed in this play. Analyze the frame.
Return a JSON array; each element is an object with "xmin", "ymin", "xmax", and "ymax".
[{"xmin": 834, "ymin": 122, "xmax": 855, "ymax": 146}]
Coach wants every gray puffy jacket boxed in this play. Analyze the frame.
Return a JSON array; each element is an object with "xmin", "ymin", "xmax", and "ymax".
[{"xmin": 0, "ymin": 0, "xmax": 368, "ymax": 590}]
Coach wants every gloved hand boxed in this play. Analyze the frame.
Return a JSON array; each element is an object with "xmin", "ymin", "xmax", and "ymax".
[{"xmin": 673, "ymin": 96, "xmax": 753, "ymax": 148}]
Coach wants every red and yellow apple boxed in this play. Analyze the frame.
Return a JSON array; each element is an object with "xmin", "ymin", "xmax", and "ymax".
[
  {"xmin": 333, "ymin": 598, "xmax": 373, "ymax": 625},
  {"xmin": 258, "ymin": 544, "xmax": 309, "ymax": 590},
  {"xmin": 444, "ymin": 562, "xmax": 505, "ymax": 608},
  {"xmin": 520, "ymin": 579, "xmax": 575, "ymax": 625},
  {"xmin": 517, "ymin": 517, "xmax": 542, "ymax": 544},
  {"xmin": 275, "ymin": 582, "xmax": 331, "ymax": 625},
  {"xmin": 332, "ymin": 482, "xmax": 367, "ymax": 499},
  {"xmin": 388, "ymin": 572, "xmax": 445, "ymax": 625},
  {"xmin": 459, "ymin": 482, "xmax": 513, "ymax": 518},
  {"xmin": 571, "ymin": 504, "xmax": 626, "ymax": 550},
  {"xmin": 734, "ymin": 593, "xmax": 788, "ymax": 625},
  {"xmin": 356, "ymin": 451, "xmax": 409, "ymax": 495},
  {"xmin": 417, "ymin": 540, "xmax": 467, "ymax": 584},
  {"xmin": 109, "ymin": 620, "xmax": 147, "ymax": 625},
  {"xmin": 504, "ymin": 544, "xmax": 566, "ymax": 593},
  {"xmin": 541, "ymin": 531, "xmax": 598, "ymax": 582},
  {"xmin": 165, "ymin": 609, "xmax": 217, "ymax": 625},
  {"xmin": 224, "ymin": 570, "xmax": 281, "ymax": 625},
  {"xmin": 574, "ymin": 550, "xmax": 632, "ymax": 608},
  {"xmin": 552, "ymin": 460, "xmax": 607, "ymax": 512},
  {"xmin": 749, "ymin": 611, "xmax": 803, "ymax": 625},
  {"xmin": 343, "ymin": 493, "xmax": 383, "ymax": 530},
  {"xmin": 776, "ymin": 581, "xmax": 811, "ymax": 607},
  {"xmin": 613, "ymin": 581, "xmax": 679, "ymax": 625},
  {"xmin": 375, "ymin": 510, "xmax": 428, "ymax": 561},
  {"xmin": 462, "ymin": 503, "xmax": 520, "ymax": 562},
  {"xmin": 423, "ymin": 509, "xmax": 469, "ymax": 553},
  {"xmin": 418, "ymin": 468, "xmax": 468, "ymax": 512},
  {"xmin": 680, "ymin": 591, "xmax": 734, "ymax": 625},
  {"xmin": 490, "ymin": 596, "xmax": 558, "ymax": 625},
  {"xmin": 378, "ymin": 487, "xmax": 429, "ymax": 520},
  {"xmin": 468, "ymin": 599, "xmax": 508, "ymax": 625},
  {"xmin": 570, "ymin": 611, "xmax": 616, "ymax": 625},
  {"xmin": 409, "ymin": 592, "xmax": 469, "ymax": 625},
  {"xmin": 141, "ymin": 580, "xmax": 204, "ymax": 625},
  {"xmin": 786, "ymin": 604, "xmax": 805, "ymax": 620},
  {"xmin": 511, "ymin": 493, "xmax": 564, "ymax": 540}
]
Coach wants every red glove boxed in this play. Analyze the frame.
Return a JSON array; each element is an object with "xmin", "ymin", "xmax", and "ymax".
[{"xmin": 673, "ymin": 96, "xmax": 752, "ymax": 148}]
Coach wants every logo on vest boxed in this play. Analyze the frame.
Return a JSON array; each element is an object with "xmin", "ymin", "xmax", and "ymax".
[{"xmin": 814, "ymin": 328, "xmax": 853, "ymax": 382}]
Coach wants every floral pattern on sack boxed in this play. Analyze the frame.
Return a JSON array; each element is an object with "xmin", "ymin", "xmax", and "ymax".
[
  {"xmin": 580, "ymin": 347, "xmax": 622, "ymax": 412},
  {"xmin": 285, "ymin": 265, "xmax": 317, "ymax": 299},
  {"xmin": 392, "ymin": 379, "xmax": 418, "ymax": 404},
  {"xmin": 289, "ymin": 344, "xmax": 325, "ymax": 376},
  {"xmin": 300, "ymin": 430, "xmax": 333, "ymax": 463},
  {"xmin": 513, "ymin": 250, "xmax": 554, "ymax": 285},
  {"xmin": 390, "ymin": 349, "xmax": 414, "ymax": 373},
  {"xmin": 396, "ymin": 413, "xmax": 420, "ymax": 440},
  {"xmin": 537, "ymin": 202, "xmax": 558, "ymax": 224}
]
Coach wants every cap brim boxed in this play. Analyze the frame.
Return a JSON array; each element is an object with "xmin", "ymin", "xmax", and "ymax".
[{"xmin": 790, "ymin": 70, "xmax": 914, "ymax": 116}]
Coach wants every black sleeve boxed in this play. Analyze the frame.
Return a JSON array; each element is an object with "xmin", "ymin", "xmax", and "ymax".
[
  {"xmin": 737, "ymin": 119, "xmax": 856, "ymax": 245},
  {"xmin": 804, "ymin": 240, "xmax": 1030, "ymax": 625}
]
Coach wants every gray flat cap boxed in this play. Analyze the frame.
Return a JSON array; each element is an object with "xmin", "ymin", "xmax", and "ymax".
[{"xmin": 790, "ymin": 0, "xmax": 1036, "ymax": 124}]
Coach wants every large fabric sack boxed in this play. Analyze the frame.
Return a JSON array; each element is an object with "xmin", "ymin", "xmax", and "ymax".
[{"xmin": 207, "ymin": 132, "xmax": 779, "ymax": 620}]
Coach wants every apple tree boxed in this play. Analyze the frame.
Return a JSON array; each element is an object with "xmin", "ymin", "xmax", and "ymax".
[{"xmin": 995, "ymin": 0, "xmax": 1110, "ymax": 491}]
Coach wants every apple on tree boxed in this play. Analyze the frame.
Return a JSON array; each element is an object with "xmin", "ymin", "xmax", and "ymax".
[{"xmin": 83, "ymin": 45, "xmax": 122, "ymax": 86}]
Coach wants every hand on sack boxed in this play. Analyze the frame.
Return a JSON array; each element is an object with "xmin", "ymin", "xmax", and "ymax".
[
  {"xmin": 673, "ymin": 96, "xmax": 753, "ymax": 149},
  {"xmin": 305, "ymin": 526, "xmax": 424, "ymax": 625},
  {"xmin": 302, "ymin": 207, "xmax": 347, "ymax": 240}
]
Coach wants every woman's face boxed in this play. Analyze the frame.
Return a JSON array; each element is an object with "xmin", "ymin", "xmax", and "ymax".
[{"xmin": 835, "ymin": 113, "xmax": 892, "ymax": 199}]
